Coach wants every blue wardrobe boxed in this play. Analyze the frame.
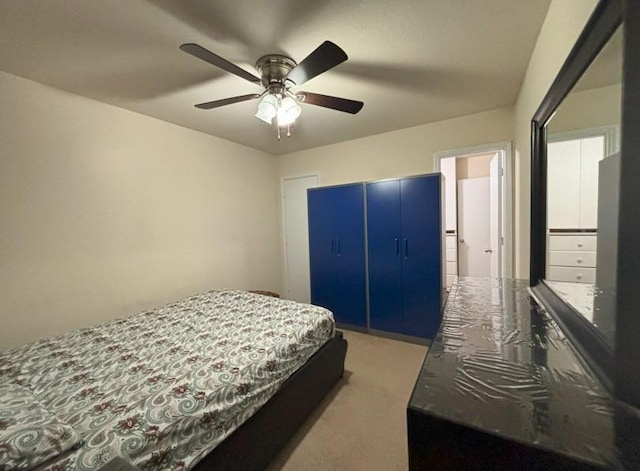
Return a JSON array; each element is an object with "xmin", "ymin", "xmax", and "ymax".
[
  {"xmin": 367, "ymin": 174, "xmax": 443, "ymax": 339},
  {"xmin": 308, "ymin": 183, "xmax": 367, "ymax": 327},
  {"xmin": 308, "ymin": 174, "xmax": 443, "ymax": 340}
]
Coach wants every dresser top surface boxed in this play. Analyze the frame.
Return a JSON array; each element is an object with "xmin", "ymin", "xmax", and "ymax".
[{"xmin": 408, "ymin": 277, "xmax": 640, "ymax": 469}]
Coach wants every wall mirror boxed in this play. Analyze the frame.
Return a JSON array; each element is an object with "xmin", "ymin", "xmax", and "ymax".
[
  {"xmin": 544, "ymin": 25, "xmax": 622, "ymax": 345},
  {"xmin": 530, "ymin": 0, "xmax": 622, "ymax": 391}
]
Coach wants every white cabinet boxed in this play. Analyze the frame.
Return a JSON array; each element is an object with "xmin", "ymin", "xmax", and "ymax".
[
  {"xmin": 445, "ymin": 234, "xmax": 457, "ymax": 288},
  {"xmin": 440, "ymin": 158, "xmax": 458, "ymax": 289},
  {"xmin": 547, "ymin": 136, "xmax": 604, "ymax": 229},
  {"xmin": 546, "ymin": 233, "xmax": 597, "ymax": 283},
  {"xmin": 579, "ymin": 137, "xmax": 604, "ymax": 228},
  {"xmin": 440, "ymin": 157, "xmax": 457, "ymax": 232},
  {"xmin": 548, "ymin": 140, "xmax": 581, "ymax": 228},
  {"xmin": 546, "ymin": 135, "xmax": 603, "ymax": 284}
]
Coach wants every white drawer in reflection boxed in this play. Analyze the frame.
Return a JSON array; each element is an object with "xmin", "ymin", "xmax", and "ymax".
[
  {"xmin": 445, "ymin": 235, "xmax": 457, "ymax": 250},
  {"xmin": 547, "ymin": 266, "xmax": 596, "ymax": 283},
  {"xmin": 548, "ymin": 234, "xmax": 597, "ymax": 251},
  {"xmin": 548, "ymin": 251, "xmax": 596, "ymax": 267}
]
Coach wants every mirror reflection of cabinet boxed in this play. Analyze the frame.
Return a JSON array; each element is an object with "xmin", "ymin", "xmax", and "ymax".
[
  {"xmin": 547, "ymin": 233, "xmax": 597, "ymax": 283},
  {"xmin": 546, "ymin": 133, "xmax": 606, "ymax": 283},
  {"xmin": 547, "ymin": 135, "xmax": 604, "ymax": 230},
  {"xmin": 440, "ymin": 157, "xmax": 458, "ymax": 288}
]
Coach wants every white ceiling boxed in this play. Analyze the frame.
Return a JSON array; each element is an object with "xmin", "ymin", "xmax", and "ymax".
[{"xmin": 0, "ymin": 0, "xmax": 550, "ymax": 155}]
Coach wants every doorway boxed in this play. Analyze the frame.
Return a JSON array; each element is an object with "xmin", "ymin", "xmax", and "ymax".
[
  {"xmin": 281, "ymin": 174, "xmax": 319, "ymax": 302},
  {"xmin": 435, "ymin": 142, "xmax": 513, "ymax": 284}
]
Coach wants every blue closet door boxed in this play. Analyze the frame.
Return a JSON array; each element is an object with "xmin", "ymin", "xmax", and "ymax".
[
  {"xmin": 308, "ymin": 188, "xmax": 337, "ymax": 313},
  {"xmin": 308, "ymin": 184, "xmax": 366, "ymax": 327},
  {"xmin": 366, "ymin": 180, "xmax": 403, "ymax": 333},
  {"xmin": 333, "ymin": 184, "xmax": 367, "ymax": 327},
  {"xmin": 400, "ymin": 175, "xmax": 443, "ymax": 338}
]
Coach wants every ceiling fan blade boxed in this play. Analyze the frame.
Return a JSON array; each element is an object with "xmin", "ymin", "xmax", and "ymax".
[
  {"xmin": 195, "ymin": 93, "xmax": 261, "ymax": 110},
  {"xmin": 180, "ymin": 43, "xmax": 261, "ymax": 84},
  {"xmin": 286, "ymin": 41, "xmax": 348, "ymax": 86},
  {"xmin": 297, "ymin": 92, "xmax": 364, "ymax": 114}
]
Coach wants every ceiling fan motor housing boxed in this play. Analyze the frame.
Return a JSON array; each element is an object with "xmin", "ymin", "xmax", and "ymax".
[{"xmin": 256, "ymin": 55, "xmax": 297, "ymax": 94}]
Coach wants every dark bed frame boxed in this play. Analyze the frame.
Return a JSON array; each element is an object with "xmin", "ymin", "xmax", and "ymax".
[{"xmin": 192, "ymin": 330, "xmax": 348, "ymax": 471}]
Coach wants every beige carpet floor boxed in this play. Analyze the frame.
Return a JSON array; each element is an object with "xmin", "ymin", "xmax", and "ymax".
[{"xmin": 267, "ymin": 330, "xmax": 428, "ymax": 471}]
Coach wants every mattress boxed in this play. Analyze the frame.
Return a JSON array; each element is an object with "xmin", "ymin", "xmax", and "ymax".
[{"xmin": 0, "ymin": 290, "xmax": 335, "ymax": 470}]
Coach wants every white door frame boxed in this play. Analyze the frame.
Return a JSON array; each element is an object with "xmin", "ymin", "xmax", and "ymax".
[
  {"xmin": 548, "ymin": 125, "xmax": 619, "ymax": 155},
  {"xmin": 281, "ymin": 172, "xmax": 321, "ymax": 301},
  {"xmin": 434, "ymin": 141, "xmax": 513, "ymax": 278}
]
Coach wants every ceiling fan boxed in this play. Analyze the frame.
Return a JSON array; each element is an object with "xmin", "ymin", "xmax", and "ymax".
[{"xmin": 179, "ymin": 41, "xmax": 364, "ymax": 137}]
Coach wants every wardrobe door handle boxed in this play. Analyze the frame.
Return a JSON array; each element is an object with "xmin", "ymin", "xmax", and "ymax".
[
  {"xmin": 404, "ymin": 239, "xmax": 408, "ymax": 257},
  {"xmin": 395, "ymin": 238, "xmax": 399, "ymax": 255},
  {"xmin": 331, "ymin": 239, "xmax": 335, "ymax": 254},
  {"xmin": 337, "ymin": 239, "xmax": 341, "ymax": 256}
]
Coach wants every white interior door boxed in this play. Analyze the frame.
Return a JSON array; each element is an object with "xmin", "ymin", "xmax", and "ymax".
[
  {"xmin": 458, "ymin": 178, "xmax": 491, "ymax": 277},
  {"xmin": 489, "ymin": 154, "xmax": 500, "ymax": 278},
  {"xmin": 282, "ymin": 175, "xmax": 318, "ymax": 302}
]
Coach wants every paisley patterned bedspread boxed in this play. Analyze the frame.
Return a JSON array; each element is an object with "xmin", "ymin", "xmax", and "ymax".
[{"xmin": 0, "ymin": 290, "xmax": 335, "ymax": 470}]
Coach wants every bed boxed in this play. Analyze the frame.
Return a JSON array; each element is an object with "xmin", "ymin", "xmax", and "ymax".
[{"xmin": 0, "ymin": 290, "xmax": 348, "ymax": 470}]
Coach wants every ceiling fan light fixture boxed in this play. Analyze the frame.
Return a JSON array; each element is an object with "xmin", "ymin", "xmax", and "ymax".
[
  {"xmin": 181, "ymin": 41, "xmax": 363, "ymax": 138},
  {"xmin": 255, "ymin": 94, "xmax": 278, "ymax": 124},
  {"xmin": 277, "ymin": 96, "xmax": 302, "ymax": 127}
]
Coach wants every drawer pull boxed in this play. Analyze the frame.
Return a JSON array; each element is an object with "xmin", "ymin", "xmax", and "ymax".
[
  {"xmin": 577, "ymin": 258, "xmax": 583, "ymax": 263},
  {"xmin": 576, "ymin": 274, "xmax": 583, "ymax": 280},
  {"xmin": 577, "ymin": 242, "xmax": 583, "ymax": 248}
]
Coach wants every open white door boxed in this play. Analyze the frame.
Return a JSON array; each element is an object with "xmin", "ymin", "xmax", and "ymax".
[
  {"xmin": 458, "ymin": 178, "xmax": 491, "ymax": 277},
  {"xmin": 282, "ymin": 175, "xmax": 319, "ymax": 302},
  {"xmin": 489, "ymin": 154, "xmax": 501, "ymax": 278}
]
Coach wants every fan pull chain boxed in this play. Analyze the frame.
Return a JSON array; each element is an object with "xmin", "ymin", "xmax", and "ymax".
[{"xmin": 276, "ymin": 125, "xmax": 293, "ymax": 140}]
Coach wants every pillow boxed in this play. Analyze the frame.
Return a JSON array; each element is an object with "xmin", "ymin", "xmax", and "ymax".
[{"xmin": 0, "ymin": 381, "xmax": 80, "ymax": 470}]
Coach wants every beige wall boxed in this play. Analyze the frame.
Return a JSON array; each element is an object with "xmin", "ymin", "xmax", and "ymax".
[
  {"xmin": 277, "ymin": 107, "xmax": 514, "ymax": 186},
  {"xmin": 0, "ymin": 71, "xmax": 281, "ymax": 349},
  {"xmin": 512, "ymin": 0, "xmax": 599, "ymax": 278}
]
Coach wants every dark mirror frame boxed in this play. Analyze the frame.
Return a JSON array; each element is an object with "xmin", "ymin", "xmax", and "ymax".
[{"xmin": 530, "ymin": 0, "xmax": 640, "ymax": 409}]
